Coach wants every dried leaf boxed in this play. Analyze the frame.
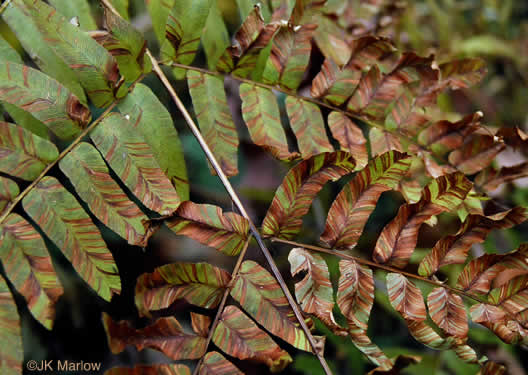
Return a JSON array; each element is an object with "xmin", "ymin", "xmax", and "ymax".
[
  {"xmin": 470, "ymin": 304, "xmax": 506, "ymax": 324},
  {"xmin": 476, "ymin": 162, "xmax": 528, "ymax": 192},
  {"xmin": 60, "ymin": 143, "xmax": 148, "ymax": 246},
  {"xmin": 311, "ymin": 36, "xmax": 395, "ymax": 106},
  {"xmin": 262, "ymin": 151, "xmax": 356, "ymax": 239},
  {"xmin": 321, "ymin": 151, "xmax": 411, "ymax": 249},
  {"xmin": 213, "ymin": 305, "xmax": 292, "ymax": 372},
  {"xmin": 374, "ymin": 173, "xmax": 472, "ymax": 268},
  {"xmin": 448, "ymin": 135, "xmax": 506, "ymax": 175},
  {"xmin": 421, "ymin": 207, "xmax": 528, "ymax": 277},
  {"xmin": 417, "ymin": 113, "xmax": 482, "ymax": 156},
  {"xmin": 200, "ymin": 351, "xmax": 244, "ymax": 375},
  {"xmin": 427, "ymin": 287, "xmax": 468, "ymax": 338},
  {"xmin": 327, "ymin": 112, "xmax": 368, "ymax": 170},
  {"xmin": 90, "ymin": 113, "xmax": 181, "ymax": 216},
  {"xmin": 386, "ymin": 273, "xmax": 426, "ymax": 321},
  {"xmin": 23, "ymin": 177, "xmax": 121, "ymax": 301},
  {"xmin": 0, "ymin": 214, "xmax": 63, "ymax": 329},
  {"xmin": 0, "ymin": 121, "xmax": 58, "ymax": 181},
  {"xmin": 187, "ymin": 71, "xmax": 239, "ymax": 176},
  {"xmin": 288, "ymin": 248, "xmax": 346, "ymax": 334},
  {"xmin": 239, "ymin": 84, "xmax": 298, "ymax": 161},
  {"xmin": 165, "ymin": 201, "xmax": 249, "ymax": 256},
  {"xmin": 458, "ymin": 244, "xmax": 528, "ymax": 294},
  {"xmin": 337, "ymin": 260, "xmax": 374, "ymax": 330},
  {"xmin": 285, "ymin": 97, "xmax": 334, "ymax": 159},
  {"xmin": 369, "ymin": 128, "xmax": 404, "ymax": 157},
  {"xmin": 103, "ymin": 313, "xmax": 207, "ymax": 360},
  {"xmin": 478, "ymin": 361, "xmax": 507, "ymax": 375},
  {"xmin": 135, "ymin": 262, "xmax": 231, "ymax": 317},
  {"xmin": 439, "ymin": 58, "xmax": 487, "ymax": 90}
]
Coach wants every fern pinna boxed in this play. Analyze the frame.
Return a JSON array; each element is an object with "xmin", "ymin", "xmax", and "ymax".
[{"xmin": 0, "ymin": 0, "xmax": 527, "ymax": 374}]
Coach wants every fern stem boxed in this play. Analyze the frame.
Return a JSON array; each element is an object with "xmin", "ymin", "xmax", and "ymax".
[
  {"xmin": 165, "ymin": 61, "xmax": 459, "ymax": 171},
  {"xmin": 271, "ymin": 237, "xmax": 488, "ymax": 305},
  {"xmin": 0, "ymin": 0, "xmax": 11, "ymax": 16},
  {"xmin": 147, "ymin": 50, "xmax": 334, "ymax": 375},
  {"xmin": 192, "ymin": 236, "xmax": 252, "ymax": 375}
]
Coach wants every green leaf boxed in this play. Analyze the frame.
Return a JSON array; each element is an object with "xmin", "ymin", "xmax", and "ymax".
[
  {"xmin": 213, "ymin": 305, "xmax": 292, "ymax": 372},
  {"xmin": 106, "ymin": 0, "xmax": 129, "ymax": 19},
  {"xmin": 2, "ymin": 1, "xmax": 87, "ymax": 103},
  {"xmin": 0, "ymin": 121, "xmax": 58, "ymax": 181},
  {"xmin": 288, "ymin": 248, "xmax": 346, "ymax": 334},
  {"xmin": 59, "ymin": 142, "xmax": 149, "ymax": 246},
  {"xmin": 230, "ymin": 260, "xmax": 312, "ymax": 351},
  {"xmin": 2, "ymin": 102, "xmax": 51, "ymax": 140},
  {"xmin": 105, "ymin": 364, "xmax": 191, "ymax": 375},
  {"xmin": 0, "ymin": 62, "xmax": 91, "ymax": 140},
  {"xmin": 262, "ymin": 24, "xmax": 317, "ymax": 90},
  {"xmin": 23, "ymin": 176, "xmax": 121, "ymax": 301},
  {"xmin": 311, "ymin": 36, "xmax": 395, "ymax": 106},
  {"xmin": 18, "ymin": 0, "xmax": 126, "ymax": 107},
  {"xmin": 187, "ymin": 71, "xmax": 239, "ymax": 176},
  {"xmin": 135, "ymin": 262, "xmax": 231, "ymax": 317},
  {"xmin": 0, "ymin": 214, "xmax": 63, "ymax": 329},
  {"xmin": 262, "ymin": 151, "xmax": 356, "ymax": 239},
  {"xmin": 200, "ymin": 351, "xmax": 243, "ymax": 375},
  {"xmin": 239, "ymin": 83, "xmax": 299, "ymax": 161},
  {"xmin": 164, "ymin": 201, "xmax": 249, "ymax": 256},
  {"xmin": 0, "ymin": 277, "xmax": 23, "ymax": 375},
  {"xmin": 321, "ymin": 151, "xmax": 411, "ymax": 249},
  {"xmin": 0, "ymin": 36, "xmax": 22, "ymax": 64},
  {"xmin": 48, "ymin": 0, "xmax": 97, "ymax": 30},
  {"xmin": 337, "ymin": 260, "xmax": 374, "ymax": 331},
  {"xmin": 117, "ymin": 83, "xmax": 188, "ymax": 200},
  {"xmin": 0, "ymin": 177, "xmax": 19, "ymax": 214},
  {"xmin": 93, "ymin": 9, "xmax": 151, "ymax": 82},
  {"xmin": 373, "ymin": 173, "xmax": 472, "ymax": 268},
  {"xmin": 420, "ymin": 207, "xmax": 528, "ymax": 278},
  {"xmin": 90, "ymin": 113, "xmax": 182, "ymax": 215},
  {"xmin": 285, "ymin": 97, "xmax": 334, "ymax": 159},
  {"xmin": 103, "ymin": 313, "xmax": 208, "ymax": 360},
  {"xmin": 146, "ymin": 0, "xmax": 175, "ymax": 43},
  {"xmin": 161, "ymin": 0, "xmax": 213, "ymax": 79},
  {"xmin": 386, "ymin": 273, "xmax": 426, "ymax": 321},
  {"xmin": 327, "ymin": 112, "xmax": 368, "ymax": 170},
  {"xmin": 202, "ymin": 0, "xmax": 230, "ymax": 70}
]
